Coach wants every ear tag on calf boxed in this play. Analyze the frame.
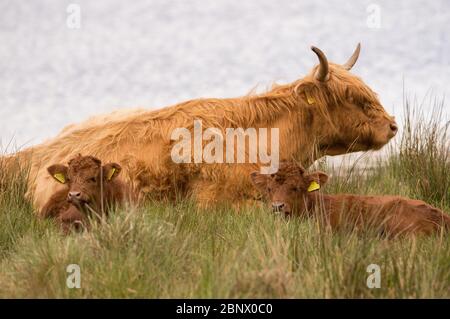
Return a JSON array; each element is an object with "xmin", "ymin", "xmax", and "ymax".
[
  {"xmin": 305, "ymin": 91, "xmax": 315, "ymax": 105},
  {"xmin": 307, "ymin": 181, "xmax": 320, "ymax": 192},
  {"xmin": 107, "ymin": 168, "xmax": 116, "ymax": 181},
  {"xmin": 53, "ymin": 173, "xmax": 66, "ymax": 184}
]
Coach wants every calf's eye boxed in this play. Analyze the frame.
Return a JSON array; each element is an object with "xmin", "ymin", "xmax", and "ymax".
[{"xmin": 89, "ymin": 177, "xmax": 97, "ymax": 183}]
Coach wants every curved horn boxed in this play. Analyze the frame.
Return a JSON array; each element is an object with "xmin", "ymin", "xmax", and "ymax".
[
  {"xmin": 342, "ymin": 43, "xmax": 361, "ymax": 71},
  {"xmin": 311, "ymin": 46, "xmax": 329, "ymax": 81}
]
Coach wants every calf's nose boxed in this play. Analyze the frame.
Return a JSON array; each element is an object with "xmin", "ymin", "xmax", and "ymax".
[
  {"xmin": 272, "ymin": 202, "xmax": 285, "ymax": 212},
  {"xmin": 68, "ymin": 191, "xmax": 81, "ymax": 200}
]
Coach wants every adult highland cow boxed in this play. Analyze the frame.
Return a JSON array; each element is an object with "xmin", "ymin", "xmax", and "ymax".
[{"xmin": 5, "ymin": 44, "xmax": 398, "ymax": 212}]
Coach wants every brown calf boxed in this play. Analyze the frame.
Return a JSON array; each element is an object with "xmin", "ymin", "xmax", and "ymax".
[
  {"xmin": 251, "ymin": 162, "xmax": 450, "ymax": 237},
  {"xmin": 41, "ymin": 154, "xmax": 126, "ymax": 233}
]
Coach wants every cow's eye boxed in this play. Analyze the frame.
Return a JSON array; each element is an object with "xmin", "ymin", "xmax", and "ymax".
[{"xmin": 89, "ymin": 177, "xmax": 96, "ymax": 183}]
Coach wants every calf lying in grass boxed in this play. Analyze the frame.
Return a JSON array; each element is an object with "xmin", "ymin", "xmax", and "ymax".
[
  {"xmin": 251, "ymin": 162, "xmax": 450, "ymax": 237},
  {"xmin": 41, "ymin": 155, "xmax": 125, "ymax": 233}
]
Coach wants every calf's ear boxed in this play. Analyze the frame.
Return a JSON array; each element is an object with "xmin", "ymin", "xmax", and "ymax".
[
  {"xmin": 306, "ymin": 171, "xmax": 329, "ymax": 192},
  {"xmin": 250, "ymin": 171, "xmax": 269, "ymax": 193},
  {"xmin": 103, "ymin": 163, "xmax": 122, "ymax": 181},
  {"xmin": 47, "ymin": 164, "xmax": 68, "ymax": 184}
]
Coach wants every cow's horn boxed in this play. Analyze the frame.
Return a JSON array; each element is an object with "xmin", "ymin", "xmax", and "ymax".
[
  {"xmin": 342, "ymin": 43, "xmax": 361, "ymax": 71},
  {"xmin": 311, "ymin": 46, "xmax": 329, "ymax": 81}
]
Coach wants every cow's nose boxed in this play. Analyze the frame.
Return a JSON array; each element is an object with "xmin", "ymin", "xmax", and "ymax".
[
  {"xmin": 272, "ymin": 202, "xmax": 285, "ymax": 212},
  {"xmin": 68, "ymin": 191, "xmax": 81, "ymax": 200},
  {"xmin": 390, "ymin": 122, "xmax": 398, "ymax": 134}
]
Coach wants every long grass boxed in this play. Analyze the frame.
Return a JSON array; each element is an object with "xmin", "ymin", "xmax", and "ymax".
[{"xmin": 0, "ymin": 99, "xmax": 449, "ymax": 298}]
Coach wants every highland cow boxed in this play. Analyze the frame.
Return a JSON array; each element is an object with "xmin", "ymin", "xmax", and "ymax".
[
  {"xmin": 7, "ymin": 44, "xmax": 397, "ymax": 211},
  {"xmin": 251, "ymin": 162, "xmax": 450, "ymax": 237}
]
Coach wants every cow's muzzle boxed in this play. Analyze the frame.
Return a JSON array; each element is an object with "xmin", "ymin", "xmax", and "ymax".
[
  {"xmin": 272, "ymin": 202, "xmax": 285, "ymax": 213},
  {"xmin": 67, "ymin": 191, "xmax": 89, "ymax": 206}
]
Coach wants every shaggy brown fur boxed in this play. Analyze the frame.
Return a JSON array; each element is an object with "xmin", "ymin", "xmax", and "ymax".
[
  {"xmin": 9, "ymin": 44, "xmax": 397, "ymax": 212},
  {"xmin": 57, "ymin": 205, "xmax": 86, "ymax": 234},
  {"xmin": 251, "ymin": 162, "xmax": 450, "ymax": 237},
  {"xmin": 41, "ymin": 155, "xmax": 127, "ymax": 233}
]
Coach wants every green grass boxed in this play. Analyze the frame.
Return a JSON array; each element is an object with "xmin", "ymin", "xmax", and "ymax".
[{"xmin": 0, "ymin": 99, "xmax": 449, "ymax": 298}]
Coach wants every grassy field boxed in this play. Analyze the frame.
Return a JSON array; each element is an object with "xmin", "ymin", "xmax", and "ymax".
[{"xmin": 0, "ymin": 100, "xmax": 449, "ymax": 298}]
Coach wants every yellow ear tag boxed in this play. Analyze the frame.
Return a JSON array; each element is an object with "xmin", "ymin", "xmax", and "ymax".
[
  {"xmin": 307, "ymin": 181, "xmax": 320, "ymax": 192},
  {"xmin": 305, "ymin": 91, "xmax": 315, "ymax": 105},
  {"xmin": 107, "ymin": 168, "xmax": 116, "ymax": 181},
  {"xmin": 53, "ymin": 173, "xmax": 66, "ymax": 184}
]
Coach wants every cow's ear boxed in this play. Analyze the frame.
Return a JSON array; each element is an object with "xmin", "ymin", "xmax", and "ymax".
[
  {"xmin": 103, "ymin": 163, "xmax": 122, "ymax": 181},
  {"xmin": 250, "ymin": 171, "xmax": 269, "ymax": 193},
  {"xmin": 306, "ymin": 171, "xmax": 329, "ymax": 192},
  {"xmin": 47, "ymin": 164, "xmax": 68, "ymax": 184}
]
